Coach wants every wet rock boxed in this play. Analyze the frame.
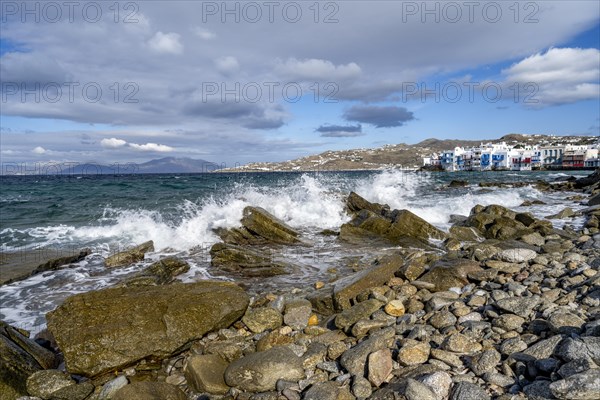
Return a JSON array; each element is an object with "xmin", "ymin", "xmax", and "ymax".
[
  {"xmin": 547, "ymin": 207, "xmax": 575, "ymax": 219},
  {"xmin": 46, "ymin": 281, "xmax": 249, "ymax": 377},
  {"xmin": 112, "ymin": 382, "xmax": 187, "ymax": 400},
  {"xmin": 346, "ymin": 192, "xmax": 389, "ymax": 216},
  {"xmin": 105, "ymin": 240, "xmax": 154, "ymax": 268},
  {"xmin": 116, "ymin": 256, "xmax": 190, "ymax": 287},
  {"xmin": 240, "ymin": 206, "xmax": 303, "ymax": 245},
  {"xmin": 242, "ymin": 307, "xmax": 283, "ymax": 333},
  {"xmin": 224, "ymin": 346, "xmax": 304, "ymax": 392},
  {"xmin": 184, "ymin": 354, "xmax": 229, "ymax": 395},
  {"xmin": 418, "ymin": 258, "xmax": 482, "ymax": 292},
  {"xmin": 549, "ymin": 370, "xmax": 600, "ymax": 400},
  {"xmin": 1, "ymin": 249, "xmax": 91, "ymax": 285},
  {"xmin": 26, "ymin": 370, "xmax": 74, "ymax": 399},
  {"xmin": 210, "ymin": 243, "xmax": 290, "ymax": 277}
]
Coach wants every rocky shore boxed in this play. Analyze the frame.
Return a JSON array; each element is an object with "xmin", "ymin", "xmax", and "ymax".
[{"xmin": 1, "ymin": 170, "xmax": 599, "ymax": 400}]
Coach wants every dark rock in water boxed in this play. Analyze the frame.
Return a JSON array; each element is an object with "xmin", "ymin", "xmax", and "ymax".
[
  {"xmin": 448, "ymin": 180, "xmax": 468, "ymax": 188},
  {"xmin": 113, "ymin": 381, "xmax": 187, "ymax": 400},
  {"xmin": 449, "ymin": 214, "xmax": 468, "ymax": 224},
  {"xmin": 116, "ymin": 256, "xmax": 190, "ymax": 287},
  {"xmin": 346, "ymin": 191, "xmax": 389, "ymax": 216},
  {"xmin": 210, "ymin": 242, "xmax": 293, "ymax": 277},
  {"xmin": 588, "ymin": 193, "xmax": 600, "ymax": 206},
  {"xmin": 105, "ymin": 240, "xmax": 154, "ymax": 268},
  {"xmin": 46, "ymin": 281, "xmax": 249, "ymax": 377},
  {"xmin": 224, "ymin": 346, "xmax": 304, "ymax": 392},
  {"xmin": 1, "ymin": 248, "xmax": 91, "ymax": 285},
  {"xmin": 574, "ymin": 169, "xmax": 600, "ymax": 189},
  {"xmin": 1, "ymin": 320, "xmax": 58, "ymax": 399},
  {"xmin": 546, "ymin": 207, "xmax": 575, "ymax": 219},
  {"xmin": 418, "ymin": 258, "xmax": 482, "ymax": 292}
]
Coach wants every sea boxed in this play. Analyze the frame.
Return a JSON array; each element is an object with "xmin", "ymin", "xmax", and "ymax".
[{"xmin": 0, "ymin": 169, "xmax": 591, "ymax": 333}]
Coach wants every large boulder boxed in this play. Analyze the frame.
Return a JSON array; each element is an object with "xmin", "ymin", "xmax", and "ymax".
[
  {"xmin": 1, "ymin": 321, "xmax": 57, "ymax": 400},
  {"xmin": 1, "ymin": 249, "xmax": 91, "ymax": 285},
  {"xmin": 574, "ymin": 170, "xmax": 600, "ymax": 189},
  {"xmin": 105, "ymin": 240, "xmax": 154, "ymax": 268},
  {"xmin": 46, "ymin": 281, "xmax": 249, "ymax": 377},
  {"xmin": 346, "ymin": 192, "xmax": 389, "ymax": 216},
  {"xmin": 210, "ymin": 243, "xmax": 293, "ymax": 277}
]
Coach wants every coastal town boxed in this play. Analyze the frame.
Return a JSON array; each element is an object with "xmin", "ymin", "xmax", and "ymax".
[{"xmin": 423, "ymin": 139, "xmax": 600, "ymax": 172}]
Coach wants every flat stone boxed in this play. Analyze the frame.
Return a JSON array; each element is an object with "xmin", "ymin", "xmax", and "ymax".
[
  {"xmin": 495, "ymin": 296, "xmax": 540, "ymax": 317},
  {"xmin": 340, "ymin": 327, "xmax": 395, "ymax": 376},
  {"xmin": 442, "ymin": 333, "xmax": 483, "ymax": 354},
  {"xmin": 105, "ymin": 240, "xmax": 154, "ymax": 268},
  {"xmin": 397, "ymin": 340, "xmax": 431, "ymax": 366},
  {"xmin": 368, "ymin": 349, "xmax": 393, "ymax": 387},
  {"xmin": 26, "ymin": 370, "xmax": 74, "ymax": 399},
  {"xmin": 242, "ymin": 307, "xmax": 283, "ymax": 333},
  {"xmin": 450, "ymin": 381, "xmax": 490, "ymax": 400},
  {"xmin": 469, "ymin": 349, "xmax": 501, "ymax": 375},
  {"xmin": 185, "ymin": 354, "xmax": 229, "ymax": 395},
  {"xmin": 303, "ymin": 381, "xmax": 354, "ymax": 400},
  {"xmin": 404, "ymin": 378, "xmax": 437, "ymax": 400},
  {"xmin": 335, "ymin": 299, "xmax": 384, "ymax": 331},
  {"xmin": 418, "ymin": 259, "xmax": 482, "ymax": 292},
  {"xmin": 224, "ymin": 346, "xmax": 304, "ymax": 392},
  {"xmin": 548, "ymin": 312, "xmax": 586, "ymax": 335},
  {"xmin": 558, "ymin": 358, "xmax": 598, "ymax": 379},
  {"xmin": 284, "ymin": 299, "xmax": 313, "ymax": 330},
  {"xmin": 497, "ymin": 248, "xmax": 537, "ymax": 263},
  {"xmin": 49, "ymin": 382, "xmax": 95, "ymax": 400},
  {"xmin": 419, "ymin": 371, "xmax": 452, "ymax": 399},
  {"xmin": 428, "ymin": 311, "xmax": 457, "ymax": 329}
]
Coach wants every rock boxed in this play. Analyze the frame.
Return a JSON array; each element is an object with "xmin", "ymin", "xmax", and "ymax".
[
  {"xmin": 547, "ymin": 207, "xmax": 575, "ymax": 219},
  {"xmin": 346, "ymin": 192, "xmax": 389, "ymax": 216},
  {"xmin": 284, "ymin": 298, "xmax": 313, "ymax": 330},
  {"xmin": 521, "ymin": 232, "xmax": 546, "ymax": 246},
  {"xmin": 558, "ymin": 358, "xmax": 598, "ymax": 379},
  {"xmin": 418, "ymin": 258, "xmax": 482, "ymax": 292},
  {"xmin": 429, "ymin": 311, "xmax": 457, "ymax": 329},
  {"xmin": 1, "ymin": 249, "xmax": 91, "ymax": 285},
  {"xmin": 469, "ymin": 349, "xmax": 501, "ymax": 375},
  {"xmin": 331, "ymin": 255, "xmax": 403, "ymax": 311},
  {"xmin": 335, "ymin": 299, "xmax": 384, "ymax": 331},
  {"xmin": 399, "ymin": 255, "xmax": 429, "ymax": 281},
  {"xmin": 97, "ymin": 375, "xmax": 128, "ymax": 400},
  {"xmin": 482, "ymin": 372, "xmax": 515, "ymax": 388},
  {"xmin": 497, "ymin": 248, "xmax": 537, "ymax": 263},
  {"xmin": 26, "ymin": 370, "xmax": 74, "ymax": 399},
  {"xmin": 46, "ymin": 281, "xmax": 249, "ymax": 377},
  {"xmin": 105, "ymin": 240, "xmax": 154, "ymax": 268},
  {"xmin": 449, "ymin": 180, "xmax": 468, "ymax": 188},
  {"xmin": 210, "ymin": 243, "xmax": 290, "ymax": 277},
  {"xmin": 449, "ymin": 226, "xmax": 484, "ymax": 242},
  {"xmin": 549, "ymin": 370, "xmax": 600, "ymax": 400},
  {"xmin": 555, "ymin": 337, "xmax": 600, "ymax": 364},
  {"xmin": 419, "ymin": 371, "xmax": 452, "ymax": 399},
  {"xmin": 112, "ymin": 382, "xmax": 187, "ymax": 400},
  {"xmin": 384, "ymin": 300, "xmax": 405, "ymax": 317},
  {"xmin": 340, "ymin": 327, "xmax": 395, "ymax": 376},
  {"xmin": 442, "ymin": 333, "xmax": 483, "ymax": 354},
  {"xmin": 368, "ymin": 349, "xmax": 392, "ymax": 387},
  {"xmin": 495, "ymin": 296, "xmax": 539, "ymax": 317},
  {"xmin": 49, "ymin": 382, "xmax": 95, "ymax": 400},
  {"xmin": 241, "ymin": 206, "xmax": 302, "ymax": 244},
  {"xmin": 517, "ymin": 335, "xmax": 563, "ymax": 362},
  {"xmin": 303, "ymin": 381, "xmax": 354, "ymax": 400},
  {"xmin": 492, "ymin": 314, "xmax": 525, "ymax": 331},
  {"xmin": 1, "ymin": 321, "xmax": 56, "ymax": 399},
  {"xmin": 574, "ymin": 170, "xmax": 600, "ymax": 189},
  {"xmin": 523, "ymin": 380, "xmax": 554, "ymax": 400},
  {"xmin": 184, "ymin": 354, "xmax": 229, "ymax": 395},
  {"xmin": 548, "ymin": 312, "xmax": 586, "ymax": 335},
  {"xmin": 450, "ymin": 381, "xmax": 491, "ymax": 400},
  {"xmin": 397, "ymin": 340, "xmax": 431, "ymax": 366},
  {"xmin": 588, "ymin": 193, "xmax": 600, "ymax": 206},
  {"xmin": 242, "ymin": 307, "xmax": 283, "ymax": 333},
  {"xmin": 352, "ymin": 376, "xmax": 373, "ymax": 399},
  {"xmin": 224, "ymin": 346, "xmax": 304, "ymax": 392},
  {"xmin": 116, "ymin": 256, "xmax": 190, "ymax": 287},
  {"xmin": 404, "ymin": 378, "xmax": 437, "ymax": 400}
]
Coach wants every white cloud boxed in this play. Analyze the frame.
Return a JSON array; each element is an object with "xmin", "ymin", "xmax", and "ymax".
[
  {"xmin": 278, "ymin": 58, "xmax": 362, "ymax": 81},
  {"xmin": 129, "ymin": 142, "xmax": 174, "ymax": 152},
  {"xmin": 148, "ymin": 31, "xmax": 183, "ymax": 54},
  {"xmin": 101, "ymin": 138, "xmax": 128, "ymax": 149},
  {"xmin": 32, "ymin": 146, "xmax": 46, "ymax": 154},
  {"xmin": 192, "ymin": 27, "xmax": 216, "ymax": 40},
  {"xmin": 215, "ymin": 56, "xmax": 240, "ymax": 75},
  {"xmin": 502, "ymin": 47, "xmax": 600, "ymax": 106}
]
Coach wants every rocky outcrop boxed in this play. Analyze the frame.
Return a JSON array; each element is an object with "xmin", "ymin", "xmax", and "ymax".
[
  {"xmin": 216, "ymin": 206, "xmax": 303, "ymax": 245},
  {"xmin": 46, "ymin": 281, "xmax": 249, "ymax": 377},
  {"xmin": 105, "ymin": 240, "xmax": 154, "ymax": 268},
  {"xmin": 1, "ymin": 321, "xmax": 57, "ymax": 400},
  {"xmin": 346, "ymin": 191, "xmax": 389, "ymax": 216},
  {"xmin": 115, "ymin": 256, "xmax": 190, "ymax": 287},
  {"xmin": 210, "ymin": 242, "xmax": 294, "ymax": 277}
]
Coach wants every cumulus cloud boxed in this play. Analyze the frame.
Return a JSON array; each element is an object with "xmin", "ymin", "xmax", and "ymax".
[
  {"xmin": 101, "ymin": 138, "xmax": 128, "ymax": 149},
  {"xmin": 129, "ymin": 142, "xmax": 174, "ymax": 152},
  {"xmin": 32, "ymin": 146, "xmax": 46, "ymax": 154},
  {"xmin": 343, "ymin": 105, "xmax": 415, "ymax": 128},
  {"xmin": 502, "ymin": 47, "xmax": 600, "ymax": 106},
  {"xmin": 148, "ymin": 32, "xmax": 183, "ymax": 54},
  {"xmin": 215, "ymin": 56, "xmax": 240, "ymax": 75},
  {"xmin": 277, "ymin": 58, "xmax": 362, "ymax": 81},
  {"xmin": 193, "ymin": 28, "xmax": 217, "ymax": 40},
  {"xmin": 316, "ymin": 124, "xmax": 364, "ymax": 137}
]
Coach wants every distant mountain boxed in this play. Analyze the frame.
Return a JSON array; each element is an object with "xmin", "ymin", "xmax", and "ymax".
[{"xmin": 1, "ymin": 157, "xmax": 221, "ymax": 175}]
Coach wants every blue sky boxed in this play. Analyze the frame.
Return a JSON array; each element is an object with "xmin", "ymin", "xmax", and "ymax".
[{"xmin": 1, "ymin": 1, "xmax": 599, "ymax": 165}]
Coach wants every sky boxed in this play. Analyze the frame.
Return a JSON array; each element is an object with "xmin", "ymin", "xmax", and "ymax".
[{"xmin": 1, "ymin": 0, "xmax": 599, "ymax": 167}]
